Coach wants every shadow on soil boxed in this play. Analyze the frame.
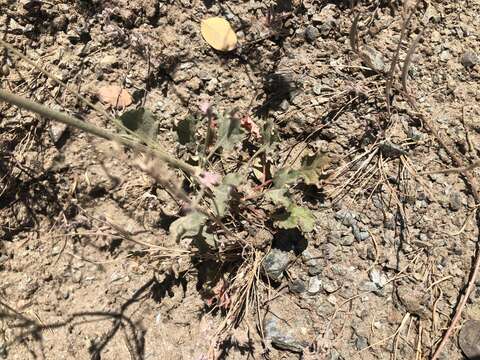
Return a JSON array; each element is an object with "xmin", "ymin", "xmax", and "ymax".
[{"xmin": 0, "ymin": 275, "xmax": 188, "ymax": 360}]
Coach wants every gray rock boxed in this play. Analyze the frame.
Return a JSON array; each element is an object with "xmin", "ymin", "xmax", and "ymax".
[
  {"xmin": 205, "ymin": 78, "xmax": 218, "ymax": 93},
  {"xmin": 262, "ymin": 248, "xmax": 291, "ymax": 281},
  {"xmin": 352, "ymin": 225, "xmax": 369, "ymax": 242},
  {"xmin": 313, "ymin": 83, "xmax": 323, "ymax": 95},
  {"xmin": 263, "ymin": 316, "xmax": 309, "ymax": 353},
  {"xmin": 72, "ymin": 271, "xmax": 82, "ymax": 284},
  {"xmin": 360, "ymin": 46, "xmax": 386, "ymax": 73},
  {"xmin": 449, "ymin": 191, "xmax": 463, "ymax": 211},
  {"xmin": 307, "ymin": 276, "xmax": 322, "ymax": 295},
  {"xmin": 459, "ymin": 320, "xmax": 480, "ymax": 359},
  {"xmin": 302, "ymin": 249, "xmax": 323, "ymax": 275},
  {"xmin": 311, "ymin": 4, "xmax": 337, "ymax": 36},
  {"xmin": 323, "ymin": 279, "xmax": 338, "ymax": 293},
  {"xmin": 304, "ymin": 25, "xmax": 320, "ymax": 43},
  {"xmin": 460, "ymin": 51, "xmax": 478, "ymax": 68},
  {"xmin": 369, "ymin": 269, "xmax": 388, "ymax": 288},
  {"xmin": 49, "ymin": 122, "xmax": 68, "ymax": 144},
  {"xmin": 335, "ymin": 210, "xmax": 357, "ymax": 227},
  {"xmin": 318, "ymin": 19, "xmax": 337, "ymax": 36},
  {"xmin": 289, "ymin": 279, "xmax": 306, "ymax": 294},
  {"xmin": 279, "ymin": 99, "xmax": 290, "ymax": 111},
  {"xmin": 395, "ymin": 285, "xmax": 429, "ymax": 319},
  {"xmin": 439, "ymin": 50, "xmax": 451, "ymax": 62},
  {"xmin": 355, "ymin": 336, "xmax": 369, "ymax": 350},
  {"xmin": 358, "ymin": 280, "xmax": 378, "ymax": 293},
  {"xmin": 340, "ymin": 234, "xmax": 355, "ymax": 246},
  {"xmin": 380, "ymin": 140, "xmax": 407, "ymax": 158}
]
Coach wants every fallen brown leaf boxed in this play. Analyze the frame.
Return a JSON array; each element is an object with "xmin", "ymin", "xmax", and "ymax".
[{"xmin": 97, "ymin": 85, "xmax": 132, "ymax": 108}]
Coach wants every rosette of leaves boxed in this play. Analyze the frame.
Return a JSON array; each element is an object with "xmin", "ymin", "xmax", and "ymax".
[{"xmin": 170, "ymin": 110, "xmax": 246, "ymax": 249}]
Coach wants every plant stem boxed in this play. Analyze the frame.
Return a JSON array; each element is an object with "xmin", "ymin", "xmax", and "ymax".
[{"xmin": 0, "ymin": 89, "xmax": 198, "ymax": 176}]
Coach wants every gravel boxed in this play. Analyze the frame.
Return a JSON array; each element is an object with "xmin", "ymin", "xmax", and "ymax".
[
  {"xmin": 263, "ymin": 316, "xmax": 310, "ymax": 353},
  {"xmin": 262, "ymin": 248, "xmax": 292, "ymax": 281},
  {"xmin": 460, "ymin": 51, "xmax": 478, "ymax": 68}
]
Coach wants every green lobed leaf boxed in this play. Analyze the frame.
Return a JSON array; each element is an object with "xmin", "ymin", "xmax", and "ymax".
[
  {"xmin": 272, "ymin": 168, "xmax": 301, "ymax": 189},
  {"xmin": 176, "ymin": 116, "xmax": 197, "ymax": 145},
  {"xmin": 272, "ymin": 152, "xmax": 329, "ymax": 188},
  {"xmin": 119, "ymin": 108, "xmax": 158, "ymax": 142},
  {"xmin": 215, "ymin": 111, "xmax": 245, "ymax": 152},
  {"xmin": 299, "ymin": 152, "xmax": 329, "ymax": 186},
  {"xmin": 275, "ymin": 205, "xmax": 315, "ymax": 233},
  {"xmin": 169, "ymin": 211, "xmax": 207, "ymax": 243},
  {"xmin": 265, "ymin": 188, "xmax": 292, "ymax": 208},
  {"xmin": 212, "ymin": 173, "xmax": 242, "ymax": 217}
]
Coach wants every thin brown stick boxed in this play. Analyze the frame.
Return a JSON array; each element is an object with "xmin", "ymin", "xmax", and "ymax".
[
  {"xmin": 0, "ymin": 89, "xmax": 199, "ymax": 176},
  {"xmin": 349, "ymin": 13, "xmax": 361, "ymax": 52},
  {"xmin": 385, "ymin": 11, "xmax": 414, "ymax": 113},
  {"xmin": 431, "ymin": 230, "xmax": 480, "ymax": 359},
  {"xmin": 420, "ymin": 160, "xmax": 480, "ymax": 176},
  {"xmin": 401, "ymin": 27, "xmax": 425, "ymax": 109}
]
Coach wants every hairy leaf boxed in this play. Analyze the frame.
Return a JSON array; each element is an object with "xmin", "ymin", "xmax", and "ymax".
[
  {"xmin": 215, "ymin": 112, "xmax": 245, "ymax": 152},
  {"xmin": 119, "ymin": 108, "xmax": 157, "ymax": 142},
  {"xmin": 272, "ymin": 152, "xmax": 329, "ymax": 188},
  {"xmin": 169, "ymin": 211, "xmax": 207, "ymax": 243},
  {"xmin": 275, "ymin": 205, "xmax": 315, "ymax": 233},
  {"xmin": 212, "ymin": 173, "xmax": 242, "ymax": 217},
  {"xmin": 176, "ymin": 116, "xmax": 197, "ymax": 145},
  {"xmin": 265, "ymin": 188, "xmax": 292, "ymax": 208},
  {"xmin": 272, "ymin": 168, "xmax": 301, "ymax": 189},
  {"xmin": 299, "ymin": 152, "xmax": 330, "ymax": 186}
]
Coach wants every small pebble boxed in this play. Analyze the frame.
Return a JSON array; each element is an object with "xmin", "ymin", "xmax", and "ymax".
[
  {"xmin": 449, "ymin": 191, "xmax": 463, "ymax": 211},
  {"xmin": 358, "ymin": 280, "xmax": 378, "ymax": 293},
  {"xmin": 323, "ymin": 279, "xmax": 338, "ymax": 293},
  {"xmin": 340, "ymin": 234, "xmax": 355, "ymax": 246},
  {"xmin": 289, "ymin": 279, "xmax": 306, "ymax": 294},
  {"xmin": 279, "ymin": 99, "xmax": 290, "ymax": 111},
  {"xmin": 335, "ymin": 210, "xmax": 356, "ymax": 227},
  {"xmin": 369, "ymin": 269, "xmax": 388, "ymax": 288},
  {"xmin": 360, "ymin": 46, "xmax": 386, "ymax": 73},
  {"xmin": 355, "ymin": 336, "xmax": 369, "ymax": 351},
  {"xmin": 72, "ymin": 271, "xmax": 82, "ymax": 283},
  {"xmin": 313, "ymin": 83, "xmax": 322, "ymax": 95},
  {"xmin": 459, "ymin": 320, "xmax": 480, "ymax": 359},
  {"xmin": 262, "ymin": 248, "xmax": 291, "ymax": 281},
  {"xmin": 307, "ymin": 276, "xmax": 322, "ymax": 295},
  {"xmin": 263, "ymin": 316, "xmax": 309, "ymax": 353},
  {"xmin": 460, "ymin": 51, "xmax": 478, "ymax": 68},
  {"xmin": 304, "ymin": 25, "xmax": 320, "ymax": 43}
]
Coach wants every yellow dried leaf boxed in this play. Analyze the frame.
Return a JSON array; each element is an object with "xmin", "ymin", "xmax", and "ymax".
[
  {"xmin": 97, "ymin": 85, "xmax": 132, "ymax": 108},
  {"xmin": 201, "ymin": 17, "xmax": 237, "ymax": 52}
]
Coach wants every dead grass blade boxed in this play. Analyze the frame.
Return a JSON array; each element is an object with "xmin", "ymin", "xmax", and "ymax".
[
  {"xmin": 349, "ymin": 13, "xmax": 361, "ymax": 52},
  {"xmin": 401, "ymin": 27, "xmax": 426, "ymax": 109},
  {"xmin": 385, "ymin": 10, "xmax": 414, "ymax": 113}
]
